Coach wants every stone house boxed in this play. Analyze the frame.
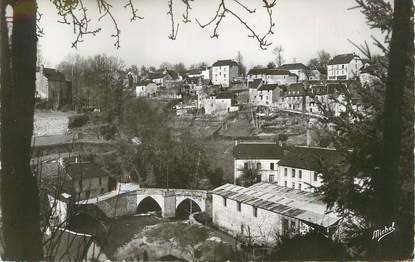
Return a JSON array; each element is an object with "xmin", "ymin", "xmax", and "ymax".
[
  {"xmin": 211, "ymin": 59, "xmax": 240, "ymax": 87},
  {"xmin": 36, "ymin": 65, "xmax": 72, "ymax": 110},
  {"xmin": 327, "ymin": 53, "xmax": 363, "ymax": 81},
  {"xmin": 255, "ymin": 84, "xmax": 284, "ymax": 107},
  {"xmin": 65, "ymin": 162, "xmax": 114, "ymax": 201},
  {"xmin": 210, "ymin": 182, "xmax": 339, "ymax": 245},
  {"xmin": 282, "ymin": 83, "xmax": 305, "ymax": 110}
]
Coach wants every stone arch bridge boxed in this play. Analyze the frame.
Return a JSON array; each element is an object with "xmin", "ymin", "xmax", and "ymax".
[{"xmin": 77, "ymin": 187, "xmax": 208, "ymax": 218}]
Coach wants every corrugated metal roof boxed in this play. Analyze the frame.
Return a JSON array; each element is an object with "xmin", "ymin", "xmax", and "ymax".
[{"xmin": 210, "ymin": 182, "xmax": 339, "ymax": 228}]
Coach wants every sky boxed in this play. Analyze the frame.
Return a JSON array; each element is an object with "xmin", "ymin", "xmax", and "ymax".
[{"xmin": 37, "ymin": 0, "xmax": 386, "ymax": 69}]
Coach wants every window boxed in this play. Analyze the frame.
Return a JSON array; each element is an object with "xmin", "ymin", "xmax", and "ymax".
[
  {"xmin": 314, "ymin": 172, "xmax": 318, "ymax": 181},
  {"xmin": 290, "ymin": 220, "xmax": 296, "ymax": 229},
  {"xmin": 253, "ymin": 207, "xmax": 258, "ymax": 217},
  {"xmin": 292, "ymin": 182, "xmax": 295, "ymax": 188},
  {"xmin": 100, "ymin": 188, "xmax": 104, "ymax": 194},
  {"xmin": 299, "ymin": 170, "xmax": 302, "ymax": 179},
  {"xmin": 299, "ymin": 183, "xmax": 302, "ymax": 191},
  {"xmin": 269, "ymin": 175, "xmax": 274, "ymax": 183},
  {"xmin": 99, "ymin": 177, "xmax": 102, "ymax": 185},
  {"xmin": 244, "ymin": 162, "xmax": 248, "ymax": 169},
  {"xmin": 284, "ymin": 168, "xmax": 287, "ymax": 177},
  {"xmin": 256, "ymin": 163, "xmax": 261, "ymax": 169},
  {"xmin": 237, "ymin": 201, "xmax": 241, "ymax": 212},
  {"xmin": 292, "ymin": 169, "xmax": 295, "ymax": 178},
  {"xmin": 223, "ymin": 197, "xmax": 227, "ymax": 207},
  {"xmin": 282, "ymin": 218, "xmax": 289, "ymax": 235},
  {"xmin": 284, "ymin": 181, "xmax": 287, "ymax": 187},
  {"xmin": 270, "ymin": 163, "xmax": 274, "ymax": 170}
]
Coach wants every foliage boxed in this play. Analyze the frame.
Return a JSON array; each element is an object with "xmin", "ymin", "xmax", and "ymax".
[
  {"xmin": 275, "ymin": 232, "xmax": 348, "ymax": 260},
  {"xmin": 237, "ymin": 164, "xmax": 261, "ymax": 187},
  {"xmin": 267, "ymin": 61, "xmax": 276, "ymax": 69},
  {"xmin": 67, "ymin": 114, "xmax": 89, "ymax": 129}
]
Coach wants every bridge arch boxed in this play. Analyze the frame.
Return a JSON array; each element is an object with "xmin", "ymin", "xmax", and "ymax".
[
  {"xmin": 175, "ymin": 198, "xmax": 202, "ymax": 219},
  {"xmin": 136, "ymin": 196, "xmax": 162, "ymax": 216}
]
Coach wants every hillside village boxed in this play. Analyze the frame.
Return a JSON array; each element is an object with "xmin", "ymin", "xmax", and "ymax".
[{"xmin": 27, "ymin": 49, "xmax": 382, "ymax": 261}]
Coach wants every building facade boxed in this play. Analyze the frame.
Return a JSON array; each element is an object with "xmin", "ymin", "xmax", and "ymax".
[
  {"xmin": 211, "ymin": 60, "xmax": 239, "ymax": 87},
  {"xmin": 233, "ymin": 142, "xmax": 284, "ymax": 183},
  {"xmin": 136, "ymin": 80, "xmax": 158, "ymax": 97},
  {"xmin": 277, "ymin": 146, "xmax": 341, "ymax": 192},
  {"xmin": 327, "ymin": 53, "xmax": 363, "ymax": 81},
  {"xmin": 246, "ymin": 68, "xmax": 298, "ymax": 86},
  {"xmin": 278, "ymin": 63, "xmax": 307, "ymax": 81}
]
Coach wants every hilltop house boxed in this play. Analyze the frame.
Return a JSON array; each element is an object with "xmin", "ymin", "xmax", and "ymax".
[
  {"xmin": 278, "ymin": 63, "xmax": 307, "ymax": 81},
  {"xmin": 210, "ymin": 182, "xmax": 340, "ymax": 245},
  {"xmin": 327, "ymin": 53, "xmax": 362, "ymax": 81},
  {"xmin": 233, "ymin": 141, "xmax": 284, "ymax": 184},
  {"xmin": 36, "ymin": 65, "xmax": 72, "ymax": 110},
  {"xmin": 211, "ymin": 59, "xmax": 239, "ymax": 87},
  {"xmin": 277, "ymin": 146, "xmax": 342, "ymax": 192},
  {"xmin": 136, "ymin": 80, "xmax": 158, "ymax": 97},
  {"xmin": 246, "ymin": 68, "xmax": 297, "ymax": 86}
]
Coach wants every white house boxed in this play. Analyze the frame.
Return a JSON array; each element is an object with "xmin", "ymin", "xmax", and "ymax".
[
  {"xmin": 211, "ymin": 59, "xmax": 239, "ymax": 87},
  {"xmin": 246, "ymin": 68, "xmax": 297, "ymax": 86},
  {"xmin": 201, "ymin": 67, "xmax": 211, "ymax": 81},
  {"xmin": 233, "ymin": 141, "xmax": 284, "ymax": 184},
  {"xmin": 201, "ymin": 93, "xmax": 238, "ymax": 115},
  {"xmin": 278, "ymin": 63, "xmax": 307, "ymax": 81},
  {"xmin": 136, "ymin": 80, "xmax": 158, "ymax": 97},
  {"xmin": 277, "ymin": 146, "xmax": 342, "ymax": 192},
  {"xmin": 327, "ymin": 53, "xmax": 363, "ymax": 81},
  {"xmin": 210, "ymin": 182, "xmax": 340, "ymax": 245}
]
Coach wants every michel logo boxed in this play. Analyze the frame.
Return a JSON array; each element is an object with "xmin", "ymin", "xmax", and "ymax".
[{"xmin": 371, "ymin": 222, "xmax": 396, "ymax": 242}]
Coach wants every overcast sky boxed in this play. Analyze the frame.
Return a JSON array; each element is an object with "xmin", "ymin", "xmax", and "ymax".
[{"xmin": 37, "ymin": 0, "xmax": 386, "ymax": 69}]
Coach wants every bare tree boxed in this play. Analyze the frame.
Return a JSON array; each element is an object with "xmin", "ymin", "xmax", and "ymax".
[{"xmin": 272, "ymin": 45, "xmax": 284, "ymax": 67}]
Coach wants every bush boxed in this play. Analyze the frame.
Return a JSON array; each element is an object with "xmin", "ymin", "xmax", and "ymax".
[{"xmin": 68, "ymin": 114, "xmax": 89, "ymax": 129}]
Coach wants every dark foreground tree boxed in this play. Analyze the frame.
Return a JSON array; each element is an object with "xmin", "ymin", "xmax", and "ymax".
[
  {"xmin": 316, "ymin": 0, "xmax": 414, "ymax": 259},
  {"xmin": 0, "ymin": 0, "xmax": 43, "ymax": 259}
]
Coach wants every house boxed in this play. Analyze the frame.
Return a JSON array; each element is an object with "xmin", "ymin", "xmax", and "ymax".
[
  {"xmin": 253, "ymin": 84, "xmax": 284, "ymax": 107},
  {"xmin": 327, "ymin": 53, "xmax": 363, "ymax": 81},
  {"xmin": 278, "ymin": 63, "xmax": 307, "ymax": 81},
  {"xmin": 136, "ymin": 80, "xmax": 158, "ymax": 97},
  {"xmin": 65, "ymin": 161, "xmax": 114, "ymax": 201},
  {"xmin": 210, "ymin": 182, "xmax": 340, "ymax": 245},
  {"xmin": 246, "ymin": 68, "xmax": 298, "ymax": 86},
  {"xmin": 282, "ymin": 83, "xmax": 305, "ymax": 111},
  {"xmin": 233, "ymin": 141, "xmax": 284, "ymax": 184},
  {"xmin": 36, "ymin": 65, "xmax": 72, "ymax": 110},
  {"xmin": 211, "ymin": 59, "xmax": 240, "ymax": 87},
  {"xmin": 277, "ymin": 146, "xmax": 342, "ymax": 192},
  {"xmin": 201, "ymin": 92, "xmax": 238, "ymax": 115}
]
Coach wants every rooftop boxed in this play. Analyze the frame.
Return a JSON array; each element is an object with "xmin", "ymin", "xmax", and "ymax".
[
  {"xmin": 233, "ymin": 142, "xmax": 284, "ymax": 160},
  {"xmin": 258, "ymin": 84, "xmax": 279, "ymax": 91},
  {"xmin": 212, "ymin": 59, "xmax": 239, "ymax": 67},
  {"xmin": 278, "ymin": 63, "xmax": 307, "ymax": 70},
  {"xmin": 248, "ymin": 79, "xmax": 263, "ymax": 89},
  {"xmin": 65, "ymin": 162, "xmax": 111, "ymax": 180},
  {"xmin": 278, "ymin": 146, "xmax": 342, "ymax": 171},
  {"xmin": 210, "ymin": 182, "xmax": 339, "ymax": 228},
  {"xmin": 247, "ymin": 68, "xmax": 292, "ymax": 76},
  {"xmin": 328, "ymin": 53, "xmax": 358, "ymax": 65}
]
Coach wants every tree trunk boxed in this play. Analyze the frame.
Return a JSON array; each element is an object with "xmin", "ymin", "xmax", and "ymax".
[
  {"xmin": 0, "ymin": 0, "xmax": 43, "ymax": 259},
  {"xmin": 377, "ymin": 0, "xmax": 414, "ymax": 258}
]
